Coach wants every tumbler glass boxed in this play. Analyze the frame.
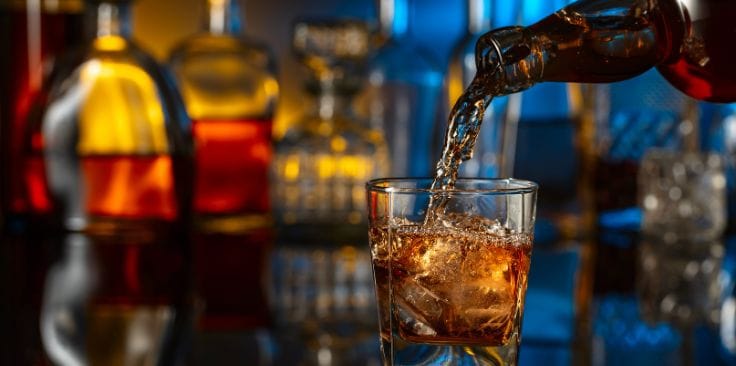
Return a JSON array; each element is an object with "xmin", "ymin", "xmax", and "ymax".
[{"xmin": 366, "ymin": 178, "xmax": 537, "ymax": 365}]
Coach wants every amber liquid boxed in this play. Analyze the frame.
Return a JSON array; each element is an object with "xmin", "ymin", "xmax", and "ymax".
[
  {"xmin": 0, "ymin": 7, "xmax": 84, "ymax": 217},
  {"xmin": 24, "ymin": 153, "xmax": 186, "ymax": 231},
  {"xmin": 657, "ymin": 0, "xmax": 736, "ymax": 102},
  {"xmin": 370, "ymin": 220, "xmax": 531, "ymax": 346},
  {"xmin": 80, "ymin": 155, "xmax": 178, "ymax": 220},
  {"xmin": 190, "ymin": 118, "xmax": 274, "ymax": 329},
  {"xmin": 428, "ymin": 79, "xmax": 491, "ymax": 222},
  {"xmin": 66, "ymin": 158, "xmax": 189, "ymax": 365},
  {"xmin": 192, "ymin": 118, "xmax": 272, "ymax": 215},
  {"xmin": 530, "ymin": 0, "xmax": 736, "ymax": 102}
]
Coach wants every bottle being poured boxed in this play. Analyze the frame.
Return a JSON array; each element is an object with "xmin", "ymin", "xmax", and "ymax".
[{"xmin": 428, "ymin": 0, "xmax": 736, "ymax": 221}]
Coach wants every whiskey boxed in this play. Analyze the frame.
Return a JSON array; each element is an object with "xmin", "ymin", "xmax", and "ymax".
[{"xmin": 370, "ymin": 215, "xmax": 532, "ymax": 346}]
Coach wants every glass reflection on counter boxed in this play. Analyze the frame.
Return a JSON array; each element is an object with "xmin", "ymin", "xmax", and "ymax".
[
  {"xmin": 270, "ymin": 244, "xmax": 379, "ymax": 365},
  {"xmin": 638, "ymin": 238, "xmax": 725, "ymax": 328}
]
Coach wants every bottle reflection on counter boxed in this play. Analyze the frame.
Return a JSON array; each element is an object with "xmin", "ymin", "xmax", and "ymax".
[
  {"xmin": 39, "ymin": 235, "xmax": 191, "ymax": 366},
  {"xmin": 168, "ymin": 0, "xmax": 279, "ymax": 356}
]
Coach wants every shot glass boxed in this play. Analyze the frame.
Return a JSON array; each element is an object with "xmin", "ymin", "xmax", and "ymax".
[{"xmin": 366, "ymin": 178, "xmax": 538, "ymax": 365}]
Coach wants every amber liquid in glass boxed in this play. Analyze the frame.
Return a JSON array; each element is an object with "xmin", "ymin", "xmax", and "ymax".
[{"xmin": 370, "ymin": 218, "xmax": 532, "ymax": 346}]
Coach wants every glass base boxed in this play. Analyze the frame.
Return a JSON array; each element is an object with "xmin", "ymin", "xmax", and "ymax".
[{"xmin": 382, "ymin": 335, "xmax": 519, "ymax": 366}]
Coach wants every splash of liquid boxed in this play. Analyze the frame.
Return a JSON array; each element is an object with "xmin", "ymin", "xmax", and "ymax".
[{"xmin": 425, "ymin": 30, "xmax": 522, "ymax": 223}]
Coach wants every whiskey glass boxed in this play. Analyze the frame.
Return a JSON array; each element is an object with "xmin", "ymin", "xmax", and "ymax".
[{"xmin": 367, "ymin": 178, "xmax": 537, "ymax": 365}]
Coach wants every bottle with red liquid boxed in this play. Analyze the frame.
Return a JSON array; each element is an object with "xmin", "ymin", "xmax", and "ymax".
[
  {"xmin": 24, "ymin": 0, "xmax": 194, "ymax": 362},
  {"xmin": 169, "ymin": 0, "xmax": 278, "ymax": 225},
  {"xmin": 0, "ymin": 0, "xmax": 84, "ymax": 229},
  {"xmin": 168, "ymin": 0, "xmax": 278, "ymax": 341},
  {"xmin": 474, "ymin": 0, "xmax": 736, "ymax": 103}
]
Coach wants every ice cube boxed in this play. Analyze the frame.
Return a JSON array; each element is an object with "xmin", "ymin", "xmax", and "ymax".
[
  {"xmin": 394, "ymin": 277, "xmax": 448, "ymax": 336},
  {"xmin": 464, "ymin": 305, "xmax": 513, "ymax": 331}
]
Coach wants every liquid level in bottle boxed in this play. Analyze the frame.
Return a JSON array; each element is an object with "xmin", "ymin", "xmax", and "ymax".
[
  {"xmin": 80, "ymin": 155, "xmax": 178, "ymax": 220},
  {"xmin": 192, "ymin": 118, "xmax": 272, "ymax": 215}
]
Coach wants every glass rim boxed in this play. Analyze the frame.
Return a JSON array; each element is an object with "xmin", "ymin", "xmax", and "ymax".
[{"xmin": 366, "ymin": 177, "xmax": 538, "ymax": 195}]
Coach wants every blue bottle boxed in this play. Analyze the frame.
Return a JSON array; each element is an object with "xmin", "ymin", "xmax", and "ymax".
[{"xmin": 364, "ymin": 0, "xmax": 444, "ymax": 177}]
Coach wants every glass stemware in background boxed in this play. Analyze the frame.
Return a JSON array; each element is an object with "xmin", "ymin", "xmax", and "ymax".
[
  {"xmin": 361, "ymin": 0, "xmax": 443, "ymax": 177},
  {"xmin": 269, "ymin": 19, "xmax": 386, "ymax": 365},
  {"xmin": 169, "ymin": 0, "xmax": 277, "ymax": 356},
  {"xmin": 271, "ymin": 19, "xmax": 388, "ymax": 240},
  {"xmin": 24, "ymin": 0, "xmax": 194, "ymax": 363},
  {"xmin": 446, "ymin": 0, "xmax": 521, "ymax": 179}
]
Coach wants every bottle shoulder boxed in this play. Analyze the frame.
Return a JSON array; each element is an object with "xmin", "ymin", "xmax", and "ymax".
[
  {"xmin": 169, "ymin": 33, "xmax": 277, "ymax": 72},
  {"xmin": 41, "ymin": 37, "xmax": 190, "ymax": 155},
  {"xmin": 168, "ymin": 33, "xmax": 279, "ymax": 120}
]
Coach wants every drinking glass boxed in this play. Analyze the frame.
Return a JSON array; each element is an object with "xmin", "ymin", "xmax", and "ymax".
[{"xmin": 366, "ymin": 178, "xmax": 537, "ymax": 365}]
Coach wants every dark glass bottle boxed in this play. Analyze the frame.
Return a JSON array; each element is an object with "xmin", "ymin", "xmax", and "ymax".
[
  {"xmin": 0, "ymin": 0, "xmax": 84, "ymax": 228},
  {"xmin": 475, "ymin": 0, "xmax": 736, "ymax": 103}
]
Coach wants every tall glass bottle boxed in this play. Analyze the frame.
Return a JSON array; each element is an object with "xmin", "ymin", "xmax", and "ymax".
[
  {"xmin": 470, "ymin": 0, "xmax": 736, "ymax": 103},
  {"xmin": 169, "ymin": 0, "xmax": 277, "ymax": 339},
  {"xmin": 363, "ymin": 0, "xmax": 443, "ymax": 177},
  {"xmin": 446, "ymin": 0, "xmax": 521, "ymax": 178},
  {"xmin": 26, "ymin": 0, "xmax": 193, "ymax": 363}
]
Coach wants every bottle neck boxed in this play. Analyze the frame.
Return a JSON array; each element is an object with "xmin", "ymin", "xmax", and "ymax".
[
  {"xmin": 205, "ymin": 0, "xmax": 242, "ymax": 35},
  {"xmin": 475, "ymin": 0, "xmax": 675, "ymax": 96},
  {"xmin": 311, "ymin": 79, "xmax": 353, "ymax": 122},
  {"xmin": 378, "ymin": 0, "xmax": 410, "ymax": 39},
  {"xmin": 89, "ymin": 2, "xmax": 132, "ymax": 38},
  {"xmin": 467, "ymin": 0, "xmax": 491, "ymax": 35}
]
